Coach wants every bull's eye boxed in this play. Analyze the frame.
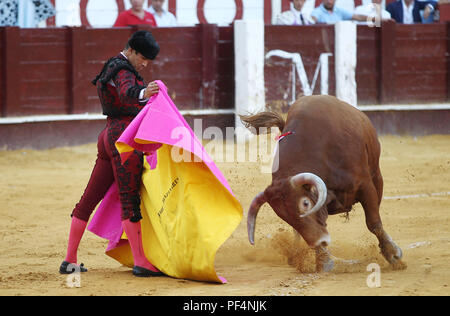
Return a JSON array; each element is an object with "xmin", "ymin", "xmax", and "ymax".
[{"xmin": 299, "ymin": 197, "xmax": 312, "ymax": 213}]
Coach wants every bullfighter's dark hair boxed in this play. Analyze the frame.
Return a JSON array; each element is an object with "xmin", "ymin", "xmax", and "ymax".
[{"xmin": 127, "ymin": 30, "xmax": 160, "ymax": 60}]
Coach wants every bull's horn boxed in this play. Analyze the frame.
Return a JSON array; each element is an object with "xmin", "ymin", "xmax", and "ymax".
[
  {"xmin": 247, "ymin": 191, "xmax": 267, "ymax": 245},
  {"xmin": 290, "ymin": 172, "xmax": 327, "ymax": 218}
]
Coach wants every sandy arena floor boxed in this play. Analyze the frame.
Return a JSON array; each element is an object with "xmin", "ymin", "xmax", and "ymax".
[{"xmin": 0, "ymin": 135, "xmax": 449, "ymax": 296}]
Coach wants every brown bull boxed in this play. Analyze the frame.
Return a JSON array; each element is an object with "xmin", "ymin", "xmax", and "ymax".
[{"xmin": 241, "ymin": 95, "xmax": 403, "ymax": 272}]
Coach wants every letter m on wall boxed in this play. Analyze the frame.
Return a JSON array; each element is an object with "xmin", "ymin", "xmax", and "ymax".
[{"xmin": 265, "ymin": 50, "xmax": 332, "ymax": 104}]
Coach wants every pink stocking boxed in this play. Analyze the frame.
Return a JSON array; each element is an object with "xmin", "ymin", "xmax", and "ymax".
[
  {"xmin": 64, "ymin": 217, "xmax": 88, "ymax": 264},
  {"xmin": 122, "ymin": 219, "xmax": 159, "ymax": 272}
]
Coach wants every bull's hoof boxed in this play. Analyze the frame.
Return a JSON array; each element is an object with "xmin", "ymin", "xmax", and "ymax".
[
  {"xmin": 316, "ymin": 257, "xmax": 334, "ymax": 272},
  {"xmin": 380, "ymin": 241, "xmax": 405, "ymax": 269},
  {"xmin": 315, "ymin": 246, "xmax": 334, "ymax": 272}
]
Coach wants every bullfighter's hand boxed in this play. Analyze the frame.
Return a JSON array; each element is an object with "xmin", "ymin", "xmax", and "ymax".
[{"xmin": 144, "ymin": 81, "xmax": 159, "ymax": 98}]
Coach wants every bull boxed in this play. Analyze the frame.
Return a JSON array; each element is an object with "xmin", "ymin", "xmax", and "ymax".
[{"xmin": 241, "ymin": 95, "xmax": 403, "ymax": 272}]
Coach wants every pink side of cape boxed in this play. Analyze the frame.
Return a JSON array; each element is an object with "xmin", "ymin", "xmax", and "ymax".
[{"xmin": 87, "ymin": 81, "xmax": 234, "ymax": 249}]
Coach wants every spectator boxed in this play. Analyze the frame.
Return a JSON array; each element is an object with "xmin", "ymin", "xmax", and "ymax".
[
  {"xmin": 386, "ymin": 0, "xmax": 437, "ymax": 23},
  {"xmin": 0, "ymin": 0, "xmax": 19, "ymax": 26},
  {"xmin": 274, "ymin": 0, "xmax": 315, "ymax": 25},
  {"xmin": 354, "ymin": 0, "xmax": 392, "ymax": 23},
  {"xmin": 148, "ymin": 0, "xmax": 177, "ymax": 27},
  {"xmin": 0, "ymin": 0, "xmax": 55, "ymax": 27},
  {"xmin": 311, "ymin": 0, "xmax": 369, "ymax": 24},
  {"xmin": 114, "ymin": 0, "xmax": 157, "ymax": 27}
]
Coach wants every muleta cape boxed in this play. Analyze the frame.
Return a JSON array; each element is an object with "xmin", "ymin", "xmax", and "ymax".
[{"xmin": 87, "ymin": 81, "xmax": 243, "ymax": 283}]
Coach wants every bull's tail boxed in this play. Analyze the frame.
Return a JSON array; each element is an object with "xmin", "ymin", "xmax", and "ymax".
[{"xmin": 239, "ymin": 111, "xmax": 286, "ymax": 135}]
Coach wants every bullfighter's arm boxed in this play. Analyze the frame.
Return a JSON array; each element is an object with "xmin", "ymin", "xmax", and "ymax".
[{"xmin": 113, "ymin": 69, "xmax": 147, "ymax": 111}]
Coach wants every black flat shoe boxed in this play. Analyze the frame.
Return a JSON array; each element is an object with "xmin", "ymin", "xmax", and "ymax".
[
  {"xmin": 132, "ymin": 265, "xmax": 164, "ymax": 277},
  {"xmin": 59, "ymin": 261, "xmax": 88, "ymax": 274}
]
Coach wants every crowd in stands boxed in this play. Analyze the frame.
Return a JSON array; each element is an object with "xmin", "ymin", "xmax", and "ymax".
[
  {"xmin": 0, "ymin": 0, "xmax": 440, "ymax": 28},
  {"xmin": 275, "ymin": 0, "xmax": 438, "ymax": 25},
  {"xmin": 113, "ymin": 0, "xmax": 177, "ymax": 27}
]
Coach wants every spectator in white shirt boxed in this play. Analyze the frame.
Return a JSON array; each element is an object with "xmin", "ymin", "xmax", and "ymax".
[
  {"xmin": 148, "ymin": 0, "xmax": 177, "ymax": 27},
  {"xmin": 354, "ymin": 0, "xmax": 393, "ymax": 25},
  {"xmin": 274, "ymin": 0, "xmax": 315, "ymax": 25}
]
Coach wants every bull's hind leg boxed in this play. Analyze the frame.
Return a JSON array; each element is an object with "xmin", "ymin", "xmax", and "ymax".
[{"xmin": 359, "ymin": 181, "xmax": 403, "ymax": 268}]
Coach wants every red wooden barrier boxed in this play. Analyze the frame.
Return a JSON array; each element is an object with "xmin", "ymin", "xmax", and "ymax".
[
  {"xmin": 0, "ymin": 25, "xmax": 235, "ymax": 117},
  {"xmin": 395, "ymin": 23, "xmax": 448, "ymax": 103},
  {"xmin": 0, "ymin": 23, "xmax": 449, "ymax": 118}
]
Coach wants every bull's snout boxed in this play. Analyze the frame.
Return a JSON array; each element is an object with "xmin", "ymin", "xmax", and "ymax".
[{"xmin": 315, "ymin": 233, "xmax": 331, "ymax": 248}]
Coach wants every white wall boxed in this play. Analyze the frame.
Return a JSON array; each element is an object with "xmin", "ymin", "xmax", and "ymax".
[
  {"xmin": 55, "ymin": 0, "xmax": 166, "ymax": 27},
  {"xmin": 53, "ymin": 0, "xmax": 362, "ymax": 28}
]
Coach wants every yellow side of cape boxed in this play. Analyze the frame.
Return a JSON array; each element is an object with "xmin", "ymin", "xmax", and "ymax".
[{"xmin": 106, "ymin": 144, "xmax": 243, "ymax": 283}]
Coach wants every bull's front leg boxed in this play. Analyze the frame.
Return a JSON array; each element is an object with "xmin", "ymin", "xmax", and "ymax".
[
  {"xmin": 315, "ymin": 244, "xmax": 334, "ymax": 272},
  {"xmin": 360, "ymin": 182, "xmax": 405, "ymax": 269},
  {"xmin": 371, "ymin": 224, "xmax": 405, "ymax": 269}
]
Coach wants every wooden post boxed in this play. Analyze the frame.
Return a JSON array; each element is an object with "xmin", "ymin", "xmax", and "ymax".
[
  {"xmin": 234, "ymin": 20, "xmax": 265, "ymax": 140},
  {"xmin": 2, "ymin": 27, "xmax": 21, "ymax": 117},
  {"xmin": 335, "ymin": 21, "xmax": 357, "ymax": 107},
  {"xmin": 200, "ymin": 23, "xmax": 219, "ymax": 109},
  {"xmin": 379, "ymin": 20, "xmax": 396, "ymax": 104}
]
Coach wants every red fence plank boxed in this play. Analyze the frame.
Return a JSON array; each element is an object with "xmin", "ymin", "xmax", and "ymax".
[
  {"xmin": 3, "ymin": 27, "xmax": 21, "ymax": 116},
  {"xmin": 200, "ymin": 23, "xmax": 218, "ymax": 109},
  {"xmin": 380, "ymin": 20, "xmax": 396, "ymax": 104},
  {"xmin": 395, "ymin": 23, "xmax": 447, "ymax": 37},
  {"xmin": 357, "ymin": 25, "xmax": 379, "ymax": 105},
  {"xmin": 216, "ymin": 26, "xmax": 234, "ymax": 110}
]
